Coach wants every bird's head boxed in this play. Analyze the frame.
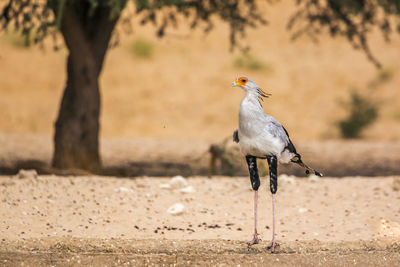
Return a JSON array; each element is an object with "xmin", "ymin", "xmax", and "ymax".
[
  {"xmin": 232, "ymin": 76, "xmax": 271, "ymax": 99},
  {"xmin": 232, "ymin": 77, "xmax": 256, "ymax": 91}
]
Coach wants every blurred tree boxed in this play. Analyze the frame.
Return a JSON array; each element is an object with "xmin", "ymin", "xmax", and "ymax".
[
  {"xmin": 1, "ymin": 0, "xmax": 399, "ymax": 171},
  {"xmin": 0, "ymin": 0, "xmax": 266, "ymax": 172},
  {"xmin": 288, "ymin": 0, "xmax": 400, "ymax": 68},
  {"xmin": 1, "ymin": 0, "xmax": 128, "ymax": 172}
]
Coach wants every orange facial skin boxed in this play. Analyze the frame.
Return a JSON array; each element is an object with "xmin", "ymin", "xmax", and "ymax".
[{"xmin": 236, "ymin": 77, "xmax": 249, "ymax": 86}]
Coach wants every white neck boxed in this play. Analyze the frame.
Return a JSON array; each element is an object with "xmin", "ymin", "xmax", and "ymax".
[{"xmin": 241, "ymin": 91, "xmax": 264, "ymax": 111}]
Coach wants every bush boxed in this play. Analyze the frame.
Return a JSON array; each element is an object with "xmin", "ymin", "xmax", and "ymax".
[
  {"xmin": 368, "ymin": 67, "xmax": 393, "ymax": 88},
  {"xmin": 129, "ymin": 38, "xmax": 154, "ymax": 58},
  {"xmin": 337, "ymin": 91, "xmax": 378, "ymax": 138}
]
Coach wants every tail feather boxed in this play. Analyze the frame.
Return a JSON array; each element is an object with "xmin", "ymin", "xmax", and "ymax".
[{"xmin": 291, "ymin": 154, "xmax": 323, "ymax": 177}]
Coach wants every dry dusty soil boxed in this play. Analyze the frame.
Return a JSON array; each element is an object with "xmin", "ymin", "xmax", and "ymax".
[{"xmin": 1, "ymin": 174, "xmax": 400, "ymax": 266}]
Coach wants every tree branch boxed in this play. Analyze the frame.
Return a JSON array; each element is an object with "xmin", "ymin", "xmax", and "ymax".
[{"xmin": 90, "ymin": 2, "xmax": 127, "ymax": 74}]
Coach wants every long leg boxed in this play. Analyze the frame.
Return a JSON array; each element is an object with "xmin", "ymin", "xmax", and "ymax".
[
  {"xmin": 267, "ymin": 155, "xmax": 279, "ymax": 253},
  {"xmin": 245, "ymin": 155, "xmax": 260, "ymax": 246}
]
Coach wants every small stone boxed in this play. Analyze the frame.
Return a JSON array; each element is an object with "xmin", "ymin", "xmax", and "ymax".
[
  {"xmin": 298, "ymin": 208, "xmax": 308, "ymax": 213},
  {"xmin": 167, "ymin": 203, "xmax": 185, "ymax": 215},
  {"xmin": 169, "ymin": 176, "xmax": 188, "ymax": 189},
  {"xmin": 114, "ymin": 187, "xmax": 133, "ymax": 193},
  {"xmin": 16, "ymin": 169, "xmax": 38, "ymax": 179},
  {"xmin": 180, "ymin": 186, "xmax": 195, "ymax": 193}
]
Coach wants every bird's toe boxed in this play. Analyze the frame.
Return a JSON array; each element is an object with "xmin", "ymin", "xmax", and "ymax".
[
  {"xmin": 267, "ymin": 241, "xmax": 280, "ymax": 253},
  {"xmin": 247, "ymin": 234, "xmax": 261, "ymax": 246}
]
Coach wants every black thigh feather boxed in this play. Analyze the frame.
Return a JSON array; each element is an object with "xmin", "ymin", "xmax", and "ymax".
[
  {"xmin": 267, "ymin": 155, "xmax": 278, "ymax": 194},
  {"xmin": 245, "ymin": 155, "xmax": 260, "ymax": 191}
]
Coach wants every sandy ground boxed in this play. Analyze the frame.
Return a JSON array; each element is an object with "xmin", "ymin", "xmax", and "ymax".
[
  {"xmin": 1, "ymin": 175, "xmax": 400, "ymax": 265},
  {"xmin": 2, "ymin": 175, "xmax": 400, "ymax": 242}
]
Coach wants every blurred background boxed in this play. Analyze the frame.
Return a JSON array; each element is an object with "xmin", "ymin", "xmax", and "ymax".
[{"xmin": 0, "ymin": 1, "xmax": 399, "ymax": 176}]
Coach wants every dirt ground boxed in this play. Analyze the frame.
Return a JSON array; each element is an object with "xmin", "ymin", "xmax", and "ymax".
[
  {"xmin": 1, "ymin": 174, "xmax": 400, "ymax": 265},
  {"xmin": 1, "ymin": 239, "xmax": 399, "ymax": 266}
]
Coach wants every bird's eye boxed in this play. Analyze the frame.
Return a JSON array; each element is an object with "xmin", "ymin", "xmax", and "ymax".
[{"xmin": 241, "ymin": 79, "xmax": 247, "ymax": 83}]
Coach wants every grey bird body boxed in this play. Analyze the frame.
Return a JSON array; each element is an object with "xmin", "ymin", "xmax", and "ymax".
[{"xmin": 238, "ymin": 90, "xmax": 294, "ymax": 163}]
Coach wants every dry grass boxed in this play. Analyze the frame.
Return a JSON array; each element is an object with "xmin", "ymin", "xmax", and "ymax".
[{"xmin": 0, "ymin": 2, "xmax": 399, "ymax": 141}]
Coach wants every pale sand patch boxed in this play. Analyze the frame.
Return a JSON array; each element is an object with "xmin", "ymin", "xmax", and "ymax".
[{"xmin": 1, "ymin": 175, "xmax": 399, "ymax": 243}]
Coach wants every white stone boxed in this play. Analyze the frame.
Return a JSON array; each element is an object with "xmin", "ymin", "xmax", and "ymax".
[
  {"xmin": 169, "ymin": 176, "xmax": 188, "ymax": 189},
  {"xmin": 180, "ymin": 186, "xmax": 195, "ymax": 193},
  {"xmin": 16, "ymin": 169, "xmax": 38, "ymax": 179},
  {"xmin": 167, "ymin": 203, "xmax": 185, "ymax": 215},
  {"xmin": 159, "ymin": 183, "xmax": 171, "ymax": 189},
  {"xmin": 114, "ymin": 187, "xmax": 133, "ymax": 193},
  {"xmin": 298, "ymin": 207, "xmax": 308, "ymax": 213}
]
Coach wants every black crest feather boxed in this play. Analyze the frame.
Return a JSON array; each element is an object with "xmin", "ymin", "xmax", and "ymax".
[{"xmin": 257, "ymin": 87, "xmax": 271, "ymax": 105}]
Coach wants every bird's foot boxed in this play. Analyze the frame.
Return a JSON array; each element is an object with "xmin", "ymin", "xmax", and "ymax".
[
  {"xmin": 267, "ymin": 241, "xmax": 280, "ymax": 253},
  {"xmin": 247, "ymin": 233, "xmax": 261, "ymax": 246}
]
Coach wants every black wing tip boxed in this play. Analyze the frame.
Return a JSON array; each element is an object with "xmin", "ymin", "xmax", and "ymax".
[
  {"xmin": 315, "ymin": 171, "xmax": 323, "ymax": 177},
  {"xmin": 233, "ymin": 130, "xmax": 239, "ymax": 143}
]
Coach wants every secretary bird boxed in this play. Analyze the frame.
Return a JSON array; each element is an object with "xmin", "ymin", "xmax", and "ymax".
[{"xmin": 232, "ymin": 77, "xmax": 322, "ymax": 253}]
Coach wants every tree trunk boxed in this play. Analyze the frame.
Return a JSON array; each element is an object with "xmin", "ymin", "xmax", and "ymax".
[
  {"xmin": 52, "ymin": 2, "xmax": 125, "ymax": 172},
  {"xmin": 52, "ymin": 53, "xmax": 101, "ymax": 171}
]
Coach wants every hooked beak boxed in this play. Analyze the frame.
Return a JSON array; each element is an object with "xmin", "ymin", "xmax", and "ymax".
[{"xmin": 232, "ymin": 80, "xmax": 240, "ymax": 87}]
